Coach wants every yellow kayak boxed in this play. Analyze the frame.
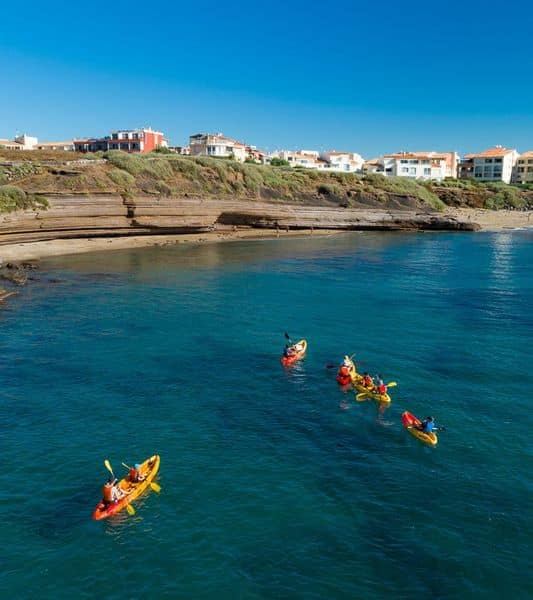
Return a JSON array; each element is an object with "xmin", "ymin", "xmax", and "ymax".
[
  {"xmin": 402, "ymin": 412, "xmax": 438, "ymax": 447},
  {"xmin": 353, "ymin": 378, "xmax": 391, "ymax": 403},
  {"xmin": 92, "ymin": 455, "xmax": 160, "ymax": 520}
]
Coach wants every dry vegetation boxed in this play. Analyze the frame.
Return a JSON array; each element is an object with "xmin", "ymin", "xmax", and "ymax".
[{"xmin": 1, "ymin": 149, "xmax": 532, "ymax": 212}]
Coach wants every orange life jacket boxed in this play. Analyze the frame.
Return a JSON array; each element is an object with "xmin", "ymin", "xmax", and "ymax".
[
  {"xmin": 363, "ymin": 377, "xmax": 373, "ymax": 387},
  {"xmin": 102, "ymin": 483, "xmax": 114, "ymax": 503},
  {"xmin": 339, "ymin": 366, "xmax": 350, "ymax": 376}
]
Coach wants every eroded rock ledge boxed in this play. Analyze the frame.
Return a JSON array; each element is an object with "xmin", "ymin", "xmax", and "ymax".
[{"xmin": 0, "ymin": 194, "xmax": 479, "ymax": 246}]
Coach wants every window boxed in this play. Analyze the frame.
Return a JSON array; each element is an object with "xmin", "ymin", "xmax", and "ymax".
[
  {"xmin": 528, "ymin": 159, "xmax": 533, "ymax": 164},
  {"xmin": 132, "ymin": 133, "xmax": 139, "ymax": 139},
  {"xmin": 423, "ymin": 168, "xmax": 431, "ymax": 176},
  {"xmin": 517, "ymin": 167, "xmax": 525, "ymax": 173},
  {"xmin": 527, "ymin": 167, "xmax": 533, "ymax": 172},
  {"xmin": 120, "ymin": 143, "xmax": 129, "ymax": 150},
  {"xmin": 422, "ymin": 160, "xmax": 430, "ymax": 165},
  {"xmin": 475, "ymin": 173, "xmax": 482, "ymax": 178},
  {"xmin": 112, "ymin": 134, "xmax": 118, "ymax": 139},
  {"xmin": 122, "ymin": 133, "xmax": 129, "ymax": 139},
  {"xmin": 485, "ymin": 158, "xmax": 493, "ymax": 163},
  {"xmin": 401, "ymin": 167, "xmax": 409, "ymax": 173},
  {"xmin": 409, "ymin": 167, "xmax": 416, "ymax": 175},
  {"xmin": 494, "ymin": 158, "xmax": 502, "ymax": 163},
  {"xmin": 400, "ymin": 159, "xmax": 408, "ymax": 164},
  {"xmin": 474, "ymin": 166, "xmax": 483, "ymax": 174},
  {"xmin": 410, "ymin": 160, "xmax": 419, "ymax": 164}
]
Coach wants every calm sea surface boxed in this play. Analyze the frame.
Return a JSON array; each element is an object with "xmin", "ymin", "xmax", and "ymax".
[{"xmin": 1, "ymin": 232, "xmax": 532, "ymax": 599}]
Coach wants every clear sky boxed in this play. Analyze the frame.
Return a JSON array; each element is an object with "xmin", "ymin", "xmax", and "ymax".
[{"xmin": 0, "ymin": 0, "xmax": 531, "ymax": 157}]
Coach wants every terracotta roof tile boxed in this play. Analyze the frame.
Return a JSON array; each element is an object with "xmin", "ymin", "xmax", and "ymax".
[{"xmin": 468, "ymin": 147, "xmax": 516, "ymax": 158}]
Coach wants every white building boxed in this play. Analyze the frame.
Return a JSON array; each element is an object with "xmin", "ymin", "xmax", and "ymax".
[
  {"xmin": 35, "ymin": 141, "xmax": 75, "ymax": 151},
  {"xmin": 271, "ymin": 150, "xmax": 321, "ymax": 168},
  {"xmin": 270, "ymin": 149, "xmax": 364, "ymax": 172},
  {"xmin": 515, "ymin": 151, "xmax": 533, "ymax": 184},
  {"xmin": 189, "ymin": 133, "xmax": 247, "ymax": 162},
  {"xmin": 467, "ymin": 147, "xmax": 520, "ymax": 184},
  {"xmin": 382, "ymin": 151, "xmax": 458, "ymax": 181},
  {"xmin": 319, "ymin": 151, "xmax": 364, "ymax": 172}
]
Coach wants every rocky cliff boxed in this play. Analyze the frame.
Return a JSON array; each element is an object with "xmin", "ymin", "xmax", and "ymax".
[{"xmin": 0, "ymin": 193, "xmax": 479, "ymax": 246}]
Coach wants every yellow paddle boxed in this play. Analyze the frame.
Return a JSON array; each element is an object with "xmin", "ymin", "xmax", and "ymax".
[
  {"xmin": 121, "ymin": 462, "xmax": 161, "ymax": 493},
  {"xmin": 104, "ymin": 459, "xmax": 114, "ymax": 479},
  {"xmin": 105, "ymin": 459, "xmax": 135, "ymax": 515}
]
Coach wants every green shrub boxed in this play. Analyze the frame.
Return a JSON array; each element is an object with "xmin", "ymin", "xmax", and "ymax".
[
  {"xmin": 0, "ymin": 185, "xmax": 48, "ymax": 213},
  {"xmin": 270, "ymin": 157, "xmax": 290, "ymax": 167},
  {"xmin": 317, "ymin": 183, "xmax": 342, "ymax": 196},
  {"xmin": 108, "ymin": 168, "xmax": 135, "ymax": 188},
  {"xmin": 152, "ymin": 146, "xmax": 172, "ymax": 154},
  {"xmin": 104, "ymin": 150, "xmax": 145, "ymax": 175}
]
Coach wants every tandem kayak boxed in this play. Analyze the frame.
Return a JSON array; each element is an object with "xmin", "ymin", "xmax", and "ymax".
[
  {"xmin": 402, "ymin": 412, "xmax": 438, "ymax": 447},
  {"xmin": 92, "ymin": 455, "xmax": 160, "ymax": 520},
  {"xmin": 281, "ymin": 339, "xmax": 307, "ymax": 365},
  {"xmin": 336, "ymin": 355, "xmax": 357, "ymax": 386},
  {"xmin": 353, "ymin": 379, "xmax": 391, "ymax": 404}
]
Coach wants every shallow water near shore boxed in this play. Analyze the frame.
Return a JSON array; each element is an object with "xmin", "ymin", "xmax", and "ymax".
[{"xmin": 1, "ymin": 231, "xmax": 532, "ymax": 599}]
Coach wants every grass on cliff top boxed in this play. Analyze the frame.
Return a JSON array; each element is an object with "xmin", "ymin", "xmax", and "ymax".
[
  {"xmin": 102, "ymin": 151, "xmax": 445, "ymax": 209},
  {"xmin": 0, "ymin": 185, "xmax": 48, "ymax": 213}
]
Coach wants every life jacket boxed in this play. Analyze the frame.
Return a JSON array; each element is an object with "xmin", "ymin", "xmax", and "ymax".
[
  {"xmin": 129, "ymin": 468, "xmax": 140, "ymax": 482},
  {"xmin": 363, "ymin": 377, "xmax": 372, "ymax": 387},
  {"xmin": 422, "ymin": 421, "xmax": 434, "ymax": 433},
  {"xmin": 102, "ymin": 483, "xmax": 114, "ymax": 503},
  {"xmin": 378, "ymin": 384, "xmax": 386, "ymax": 394},
  {"xmin": 339, "ymin": 366, "xmax": 350, "ymax": 376}
]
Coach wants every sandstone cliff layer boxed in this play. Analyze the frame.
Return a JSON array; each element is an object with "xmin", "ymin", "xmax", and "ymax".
[{"xmin": 0, "ymin": 194, "xmax": 479, "ymax": 245}]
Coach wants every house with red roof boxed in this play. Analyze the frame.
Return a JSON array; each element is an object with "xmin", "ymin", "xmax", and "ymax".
[
  {"xmin": 466, "ymin": 146, "xmax": 519, "ymax": 183},
  {"xmin": 382, "ymin": 151, "xmax": 458, "ymax": 181}
]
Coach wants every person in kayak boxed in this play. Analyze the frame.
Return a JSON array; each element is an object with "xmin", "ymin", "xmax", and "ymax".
[
  {"xmin": 362, "ymin": 372, "xmax": 373, "ymax": 388},
  {"xmin": 416, "ymin": 416, "xmax": 442, "ymax": 433},
  {"xmin": 283, "ymin": 344, "xmax": 295, "ymax": 358},
  {"xmin": 102, "ymin": 476, "xmax": 129, "ymax": 505},
  {"xmin": 128, "ymin": 463, "xmax": 145, "ymax": 483},
  {"xmin": 375, "ymin": 375, "xmax": 387, "ymax": 395}
]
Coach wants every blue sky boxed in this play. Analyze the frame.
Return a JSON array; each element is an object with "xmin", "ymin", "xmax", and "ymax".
[{"xmin": 0, "ymin": 0, "xmax": 531, "ymax": 156}]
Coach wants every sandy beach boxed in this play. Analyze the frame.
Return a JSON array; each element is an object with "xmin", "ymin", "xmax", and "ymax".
[
  {"xmin": 0, "ymin": 228, "xmax": 342, "ymax": 262},
  {"xmin": 444, "ymin": 208, "xmax": 533, "ymax": 231}
]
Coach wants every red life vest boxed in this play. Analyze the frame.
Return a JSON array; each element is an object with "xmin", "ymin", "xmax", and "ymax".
[
  {"xmin": 102, "ymin": 483, "xmax": 114, "ymax": 503},
  {"xmin": 378, "ymin": 384, "xmax": 386, "ymax": 394},
  {"xmin": 129, "ymin": 468, "xmax": 139, "ymax": 482}
]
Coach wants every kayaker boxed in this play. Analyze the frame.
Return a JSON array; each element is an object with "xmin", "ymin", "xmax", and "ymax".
[
  {"xmin": 283, "ymin": 344, "xmax": 294, "ymax": 358},
  {"xmin": 102, "ymin": 476, "xmax": 128, "ymax": 505},
  {"xmin": 417, "ymin": 416, "xmax": 438, "ymax": 433},
  {"xmin": 375, "ymin": 375, "xmax": 386, "ymax": 394},
  {"xmin": 362, "ymin": 372, "xmax": 373, "ymax": 388},
  {"xmin": 129, "ymin": 463, "xmax": 145, "ymax": 483}
]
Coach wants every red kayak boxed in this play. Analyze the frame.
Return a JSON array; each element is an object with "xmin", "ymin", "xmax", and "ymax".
[{"xmin": 281, "ymin": 339, "xmax": 307, "ymax": 365}]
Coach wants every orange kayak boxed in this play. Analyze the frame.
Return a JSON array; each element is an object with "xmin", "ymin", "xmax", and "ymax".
[
  {"xmin": 280, "ymin": 339, "xmax": 307, "ymax": 365},
  {"xmin": 92, "ymin": 455, "xmax": 160, "ymax": 520}
]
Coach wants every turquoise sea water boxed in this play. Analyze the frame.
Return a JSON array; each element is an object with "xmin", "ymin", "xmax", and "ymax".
[{"xmin": 1, "ymin": 231, "xmax": 532, "ymax": 599}]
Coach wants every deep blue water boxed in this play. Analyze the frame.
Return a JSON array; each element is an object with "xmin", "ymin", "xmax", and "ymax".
[{"xmin": 0, "ymin": 231, "xmax": 532, "ymax": 599}]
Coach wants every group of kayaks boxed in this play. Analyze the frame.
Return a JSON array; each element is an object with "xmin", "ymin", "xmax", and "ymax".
[{"xmin": 281, "ymin": 339, "xmax": 440, "ymax": 447}]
